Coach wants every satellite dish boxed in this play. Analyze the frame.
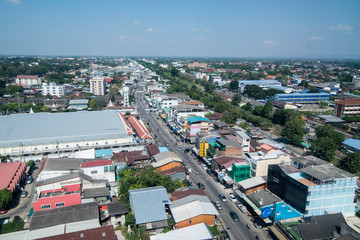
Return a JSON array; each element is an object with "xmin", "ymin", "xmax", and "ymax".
[{"xmin": 261, "ymin": 208, "xmax": 272, "ymax": 218}]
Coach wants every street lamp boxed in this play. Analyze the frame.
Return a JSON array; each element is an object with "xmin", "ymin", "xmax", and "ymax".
[{"xmin": 16, "ymin": 92, "xmax": 20, "ymax": 113}]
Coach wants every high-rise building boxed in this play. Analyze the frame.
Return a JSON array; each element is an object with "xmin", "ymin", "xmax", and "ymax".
[
  {"xmin": 122, "ymin": 86, "xmax": 129, "ymax": 107},
  {"xmin": 42, "ymin": 82, "xmax": 65, "ymax": 97},
  {"xmin": 90, "ymin": 76, "xmax": 106, "ymax": 96}
]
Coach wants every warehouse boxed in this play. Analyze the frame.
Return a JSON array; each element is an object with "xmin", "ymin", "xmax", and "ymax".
[{"xmin": 0, "ymin": 111, "xmax": 135, "ymax": 158}]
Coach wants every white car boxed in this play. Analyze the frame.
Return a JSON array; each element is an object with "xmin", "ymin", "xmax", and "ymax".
[
  {"xmin": 229, "ymin": 193, "xmax": 237, "ymax": 203},
  {"xmin": 201, "ymin": 164, "xmax": 208, "ymax": 170}
]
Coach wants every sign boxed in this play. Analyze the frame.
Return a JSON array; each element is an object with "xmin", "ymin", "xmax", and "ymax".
[{"xmin": 261, "ymin": 208, "xmax": 272, "ymax": 218}]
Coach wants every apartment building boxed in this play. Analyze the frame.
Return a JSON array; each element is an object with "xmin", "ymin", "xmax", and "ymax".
[
  {"xmin": 42, "ymin": 82, "xmax": 65, "ymax": 97},
  {"xmin": 335, "ymin": 98, "xmax": 360, "ymax": 118},
  {"xmin": 90, "ymin": 76, "xmax": 106, "ymax": 96}
]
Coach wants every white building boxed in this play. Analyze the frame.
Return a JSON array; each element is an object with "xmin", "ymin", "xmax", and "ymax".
[
  {"xmin": 161, "ymin": 96, "xmax": 179, "ymax": 109},
  {"xmin": 122, "ymin": 86, "xmax": 130, "ymax": 107},
  {"xmin": 90, "ymin": 76, "xmax": 106, "ymax": 96},
  {"xmin": 15, "ymin": 75, "xmax": 42, "ymax": 87},
  {"xmin": 235, "ymin": 131, "xmax": 251, "ymax": 153},
  {"xmin": 81, "ymin": 159, "xmax": 115, "ymax": 182},
  {"xmin": 42, "ymin": 82, "xmax": 65, "ymax": 97}
]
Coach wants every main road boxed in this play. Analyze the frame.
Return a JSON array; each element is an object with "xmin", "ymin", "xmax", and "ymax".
[{"xmin": 134, "ymin": 87, "xmax": 270, "ymax": 240}]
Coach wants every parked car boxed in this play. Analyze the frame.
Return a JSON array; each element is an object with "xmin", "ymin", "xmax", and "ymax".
[
  {"xmin": 229, "ymin": 193, "xmax": 237, "ymax": 203},
  {"xmin": 219, "ymin": 194, "xmax": 227, "ymax": 202},
  {"xmin": 201, "ymin": 164, "xmax": 208, "ymax": 170},
  {"xmin": 21, "ymin": 190, "xmax": 28, "ymax": 198},
  {"xmin": 206, "ymin": 169, "xmax": 214, "ymax": 176},
  {"xmin": 184, "ymin": 148, "xmax": 190, "ymax": 153},
  {"xmin": 26, "ymin": 175, "xmax": 33, "ymax": 184},
  {"xmin": 176, "ymin": 147, "xmax": 184, "ymax": 151},
  {"xmin": 230, "ymin": 211, "xmax": 240, "ymax": 222},
  {"xmin": 0, "ymin": 209, "xmax": 8, "ymax": 214},
  {"xmin": 213, "ymin": 201, "xmax": 223, "ymax": 210},
  {"xmin": 237, "ymin": 204, "xmax": 247, "ymax": 213},
  {"xmin": 221, "ymin": 230, "xmax": 231, "ymax": 240}
]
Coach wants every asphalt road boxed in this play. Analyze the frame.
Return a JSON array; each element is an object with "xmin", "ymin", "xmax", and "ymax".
[{"xmin": 135, "ymin": 87, "xmax": 270, "ymax": 240}]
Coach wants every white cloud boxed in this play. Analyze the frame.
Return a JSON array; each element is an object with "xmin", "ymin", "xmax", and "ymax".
[
  {"xmin": 199, "ymin": 37, "xmax": 207, "ymax": 41},
  {"xmin": 118, "ymin": 35, "xmax": 126, "ymax": 40},
  {"xmin": 6, "ymin": 0, "xmax": 21, "ymax": 4},
  {"xmin": 190, "ymin": 28, "xmax": 199, "ymax": 32},
  {"xmin": 308, "ymin": 36, "xmax": 322, "ymax": 40},
  {"xmin": 204, "ymin": 28, "xmax": 210, "ymax": 32},
  {"xmin": 329, "ymin": 24, "xmax": 354, "ymax": 31},
  {"xmin": 134, "ymin": 20, "xmax": 140, "ymax": 25},
  {"xmin": 146, "ymin": 28, "xmax": 154, "ymax": 32},
  {"xmin": 262, "ymin": 40, "xmax": 279, "ymax": 46}
]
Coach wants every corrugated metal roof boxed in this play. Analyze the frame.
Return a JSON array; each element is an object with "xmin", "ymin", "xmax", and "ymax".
[
  {"xmin": 343, "ymin": 138, "xmax": 360, "ymax": 151},
  {"xmin": 0, "ymin": 111, "xmax": 130, "ymax": 148},
  {"xmin": 150, "ymin": 223, "xmax": 213, "ymax": 240},
  {"xmin": 238, "ymin": 176, "xmax": 266, "ymax": 190},
  {"xmin": 129, "ymin": 186, "xmax": 170, "ymax": 225},
  {"xmin": 187, "ymin": 117, "xmax": 210, "ymax": 123},
  {"xmin": 128, "ymin": 117, "xmax": 152, "ymax": 139},
  {"xmin": 170, "ymin": 201, "xmax": 218, "ymax": 223}
]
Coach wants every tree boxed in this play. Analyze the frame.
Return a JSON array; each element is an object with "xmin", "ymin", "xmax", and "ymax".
[
  {"xmin": 337, "ymin": 153, "xmax": 360, "ymax": 174},
  {"xmin": 125, "ymin": 212, "xmax": 136, "ymax": 229},
  {"xmin": 311, "ymin": 137, "xmax": 337, "ymax": 161},
  {"xmin": 315, "ymin": 125, "xmax": 344, "ymax": 147},
  {"xmin": 89, "ymin": 98, "xmax": 107, "ymax": 110},
  {"xmin": 261, "ymin": 99, "xmax": 273, "ymax": 119},
  {"xmin": 0, "ymin": 188, "xmax": 12, "ymax": 210},
  {"xmin": 231, "ymin": 94, "xmax": 242, "ymax": 106},
  {"xmin": 0, "ymin": 155, "xmax": 10, "ymax": 163},
  {"xmin": 45, "ymin": 94, "xmax": 53, "ymax": 100},
  {"xmin": 170, "ymin": 67, "xmax": 180, "ymax": 77},
  {"xmin": 241, "ymin": 103, "xmax": 252, "ymax": 111},
  {"xmin": 229, "ymin": 80, "xmax": 239, "ymax": 91},
  {"xmin": 298, "ymin": 80, "xmax": 309, "ymax": 88},
  {"xmin": 253, "ymin": 106, "xmax": 263, "ymax": 116},
  {"xmin": 75, "ymin": 70, "xmax": 81, "ymax": 77},
  {"xmin": 281, "ymin": 116, "xmax": 306, "ymax": 146},
  {"xmin": 27, "ymin": 160, "xmax": 35, "ymax": 169}
]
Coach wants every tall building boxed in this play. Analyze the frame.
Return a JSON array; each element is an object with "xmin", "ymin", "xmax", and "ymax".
[
  {"xmin": 334, "ymin": 98, "xmax": 360, "ymax": 118},
  {"xmin": 122, "ymin": 86, "xmax": 129, "ymax": 107},
  {"xmin": 42, "ymin": 82, "xmax": 65, "ymax": 97},
  {"xmin": 90, "ymin": 76, "xmax": 106, "ymax": 96}
]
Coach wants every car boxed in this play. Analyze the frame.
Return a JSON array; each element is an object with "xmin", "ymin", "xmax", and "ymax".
[
  {"xmin": 213, "ymin": 201, "xmax": 223, "ymax": 210},
  {"xmin": 165, "ymin": 143, "xmax": 170, "ymax": 146},
  {"xmin": 0, "ymin": 209, "xmax": 7, "ymax": 214},
  {"xmin": 26, "ymin": 176, "xmax": 33, "ymax": 184},
  {"xmin": 219, "ymin": 194, "xmax": 227, "ymax": 202},
  {"xmin": 176, "ymin": 147, "xmax": 184, "ymax": 151},
  {"xmin": 221, "ymin": 230, "xmax": 231, "ymax": 240},
  {"xmin": 21, "ymin": 190, "xmax": 28, "ymax": 198},
  {"xmin": 229, "ymin": 193, "xmax": 237, "ymax": 203},
  {"xmin": 13, "ymin": 216, "xmax": 21, "ymax": 223},
  {"xmin": 184, "ymin": 148, "xmax": 190, "ymax": 153},
  {"xmin": 230, "ymin": 211, "xmax": 240, "ymax": 222},
  {"xmin": 206, "ymin": 169, "xmax": 214, "ymax": 176},
  {"xmin": 201, "ymin": 164, "xmax": 208, "ymax": 170},
  {"xmin": 197, "ymin": 182, "xmax": 205, "ymax": 189}
]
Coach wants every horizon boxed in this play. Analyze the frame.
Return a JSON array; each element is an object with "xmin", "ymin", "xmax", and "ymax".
[{"xmin": 1, "ymin": 0, "xmax": 359, "ymax": 58}]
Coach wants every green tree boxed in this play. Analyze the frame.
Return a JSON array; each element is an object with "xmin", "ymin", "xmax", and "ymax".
[
  {"xmin": 45, "ymin": 94, "xmax": 53, "ymax": 100},
  {"xmin": 337, "ymin": 153, "xmax": 360, "ymax": 174},
  {"xmin": 27, "ymin": 160, "xmax": 35, "ymax": 169},
  {"xmin": 0, "ymin": 155, "xmax": 10, "ymax": 163},
  {"xmin": 261, "ymin": 99, "xmax": 273, "ymax": 119},
  {"xmin": 231, "ymin": 94, "xmax": 242, "ymax": 106},
  {"xmin": 229, "ymin": 80, "xmax": 239, "ymax": 91},
  {"xmin": 253, "ymin": 106, "xmax": 263, "ymax": 116},
  {"xmin": 125, "ymin": 212, "xmax": 136, "ymax": 229},
  {"xmin": 315, "ymin": 125, "xmax": 344, "ymax": 147},
  {"xmin": 170, "ymin": 68, "xmax": 180, "ymax": 77},
  {"xmin": 311, "ymin": 137, "xmax": 337, "ymax": 161},
  {"xmin": 241, "ymin": 103, "xmax": 252, "ymax": 111},
  {"xmin": 0, "ymin": 188, "xmax": 12, "ymax": 210},
  {"xmin": 281, "ymin": 116, "xmax": 306, "ymax": 146},
  {"xmin": 89, "ymin": 98, "xmax": 107, "ymax": 110}
]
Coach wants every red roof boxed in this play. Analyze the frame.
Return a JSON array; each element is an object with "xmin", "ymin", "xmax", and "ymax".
[
  {"xmin": 0, "ymin": 162, "xmax": 26, "ymax": 192},
  {"xmin": 180, "ymin": 101, "xmax": 204, "ymax": 105},
  {"xmin": 16, "ymin": 75, "xmax": 39, "ymax": 79},
  {"xmin": 81, "ymin": 160, "xmax": 112, "ymax": 168},
  {"xmin": 147, "ymin": 144, "xmax": 160, "ymax": 156},
  {"xmin": 157, "ymin": 166, "xmax": 187, "ymax": 177},
  {"xmin": 113, "ymin": 151, "xmax": 150, "ymax": 165},
  {"xmin": 170, "ymin": 188, "xmax": 206, "ymax": 201},
  {"xmin": 128, "ymin": 117, "xmax": 152, "ymax": 139},
  {"xmin": 118, "ymin": 112, "xmax": 134, "ymax": 135},
  {"xmin": 335, "ymin": 98, "xmax": 360, "ymax": 106}
]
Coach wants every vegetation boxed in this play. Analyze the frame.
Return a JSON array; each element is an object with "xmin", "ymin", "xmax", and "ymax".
[
  {"xmin": 0, "ymin": 220, "xmax": 25, "ymax": 234},
  {"xmin": 337, "ymin": 153, "xmax": 360, "ymax": 176},
  {"xmin": 242, "ymin": 85, "xmax": 283, "ymax": 99},
  {"xmin": 280, "ymin": 116, "xmax": 306, "ymax": 146},
  {"xmin": 88, "ymin": 98, "xmax": 107, "ymax": 110},
  {"xmin": 0, "ymin": 188, "xmax": 13, "ymax": 210},
  {"xmin": 27, "ymin": 160, "xmax": 35, "ymax": 169},
  {"xmin": 311, "ymin": 125, "xmax": 344, "ymax": 161}
]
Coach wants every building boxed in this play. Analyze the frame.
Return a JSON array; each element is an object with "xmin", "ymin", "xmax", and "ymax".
[
  {"xmin": 207, "ymin": 139, "xmax": 243, "ymax": 159},
  {"xmin": 0, "ymin": 162, "xmax": 26, "ymax": 192},
  {"xmin": 228, "ymin": 162, "xmax": 251, "ymax": 182},
  {"xmin": 335, "ymin": 98, "xmax": 360, "ymax": 118},
  {"xmin": 68, "ymin": 99, "xmax": 89, "ymax": 110},
  {"xmin": 184, "ymin": 117, "xmax": 210, "ymax": 144},
  {"xmin": 90, "ymin": 76, "xmax": 106, "ymax": 96},
  {"xmin": 234, "ymin": 131, "xmax": 251, "ymax": 153},
  {"xmin": 157, "ymin": 166, "xmax": 187, "ymax": 181},
  {"xmin": 342, "ymin": 138, "xmax": 360, "ymax": 154},
  {"xmin": 128, "ymin": 117, "xmax": 152, "ymax": 141},
  {"xmin": 152, "ymin": 151, "xmax": 183, "ymax": 172},
  {"xmin": 161, "ymin": 96, "xmax": 179, "ymax": 109},
  {"xmin": 122, "ymin": 86, "xmax": 130, "ymax": 107},
  {"xmin": 129, "ymin": 186, "xmax": 170, "ymax": 231},
  {"xmin": 267, "ymin": 164, "xmax": 357, "ymax": 217},
  {"xmin": 274, "ymin": 92, "xmax": 330, "ymax": 103},
  {"xmin": 42, "ymin": 82, "xmax": 65, "ymax": 97},
  {"xmin": 187, "ymin": 62, "xmax": 207, "ymax": 69},
  {"xmin": 15, "ymin": 75, "xmax": 42, "ymax": 87},
  {"xmin": 150, "ymin": 223, "xmax": 214, "ymax": 240},
  {"xmin": 81, "ymin": 160, "xmax": 115, "ymax": 183},
  {"xmin": 238, "ymin": 80, "xmax": 281, "ymax": 93},
  {"xmin": 107, "ymin": 202, "xmax": 128, "ymax": 227},
  {"xmin": 171, "ymin": 105, "xmax": 205, "ymax": 122},
  {"xmin": 0, "ymin": 111, "xmax": 135, "ymax": 157},
  {"xmin": 29, "ymin": 202, "xmax": 100, "ymax": 239},
  {"xmin": 237, "ymin": 176, "xmax": 266, "ymax": 194}
]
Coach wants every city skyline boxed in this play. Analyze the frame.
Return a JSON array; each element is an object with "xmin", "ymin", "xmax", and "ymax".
[{"xmin": 1, "ymin": 0, "xmax": 359, "ymax": 58}]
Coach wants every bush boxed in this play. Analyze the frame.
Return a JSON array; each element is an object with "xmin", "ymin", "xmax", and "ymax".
[{"xmin": 0, "ymin": 220, "xmax": 25, "ymax": 234}]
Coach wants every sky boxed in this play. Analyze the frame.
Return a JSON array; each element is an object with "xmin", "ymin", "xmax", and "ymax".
[{"xmin": 0, "ymin": 0, "xmax": 359, "ymax": 58}]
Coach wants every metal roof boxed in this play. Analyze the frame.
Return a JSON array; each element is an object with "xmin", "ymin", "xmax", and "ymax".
[
  {"xmin": 187, "ymin": 117, "xmax": 210, "ymax": 123},
  {"xmin": 129, "ymin": 186, "xmax": 170, "ymax": 225},
  {"xmin": 0, "ymin": 111, "xmax": 130, "ymax": 148},
  {"xmin": 150, "ymin": 223, "xmax": 213, "ymax": 240},
  {"xmin": 301, "ymin": 164, "xmax": 355, "ymax": 181},
  {"xmin": 343, "ymin": 138, "xmax": 360, "ymax": 151},
  {"xmin": 238, "ymin": 176, "xmax": 266, "ymax": 190},
  {"xmin": 170, "ymin": 201, "xmax": 218, "ymax": 223}
]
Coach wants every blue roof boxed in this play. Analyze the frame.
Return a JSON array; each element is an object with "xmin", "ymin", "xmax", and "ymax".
[
  {"xmin": 95, "ymin": 149, "xmax": 113, "ymax": 158},
  {"xmin": 343, "ymin": 138, "xmax": 360, "ymax": 151},
  {"xmin": 187, "ymin": 116, "xmax": 210, "ymax": 123},
  {"xmin": 158, "ymin": 147, "xmax": 169, "ymax": 152},
  {"xmin": 206, "ymin": 138, "xmax": 218, "ymax": 143},
  {"xmin": 129, "ymin": 186, "xmax": 170, "ymax": 225}
]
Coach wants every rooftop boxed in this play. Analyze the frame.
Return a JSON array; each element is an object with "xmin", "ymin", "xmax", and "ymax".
[
  {"xmin": 0, "ymin": 162, "xmax": 26, "ymax": 191},
  {"xmin": 170, "ymin": 188, "xmax": 206, "ymax": 201},
  {"xmin": 343, "ymin": 138, "xmax": 360, "ymax": 151},
  {"xmin": 150, "ymin": 223, "xmax": 213, "ymax": 240},
  {"xmin": 170, "ymin": 200, "xmax": 218, "ymax": 223},
  {"xmin": 82, "ymin": 187, "xmax": 109, "ymax": 198},
  {"xmin": 291, "ymin": 156, "xmax": 328, "ymax": 168},
  {"xmin": 238, "ymin": 176, "xmax": 266, "ymax": 190},
  {"xmin": 187, "ymin": 116, "xmax": 210, "ymax": 123},
  {"xmin": 16, "ymin": 74, "xmax": 39, "ymax": 79},
  {"xmin": 29, "ymin": 202, "xmax": 99, "ymax": 231},
  {"xmin": 0, "ymin": 111, "xmax": 130, "ymax": 149},
  {"xmin": 217, "ymin": 139, "xmax": 241, "ymax": 147},
  {"xmin": 318, "ymin": 115, "xmax": 344, "ymax": 123},
  {"xmin": 107, "ymin": 202, "xmax": 128, "ymax": 216},
  {"xmin": 129, "ymin": 186, "xmax": 170, "ymax": 225},
  {"xmin": 41, "ymin": 158, "xmax": 85, "ymax": 172},
  {"xmin": 81, "ymin": 159, "xmax": 113, "ymax": 168},
  {"xmin": 335, "ymin": 98, "xmax": 360, "ymax": 105},
  {"xmin": 247, "ymin": 190, "xmax": 282, "ymax": 208},
  {"xmin": 128, "ymin": 117, "xmax": 152, "ymax": 139},
  {"xmin": 301, "ymin": 164, "xmax": 355, "ymax": 182}
]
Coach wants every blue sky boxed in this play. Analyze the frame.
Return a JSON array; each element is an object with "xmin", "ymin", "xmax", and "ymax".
[{"xmin": 1, "ymin": 0, "xmax": 359, "ymax": 58}]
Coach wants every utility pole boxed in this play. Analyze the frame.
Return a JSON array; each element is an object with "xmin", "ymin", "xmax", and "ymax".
[{"xmin": 17, "ymin": 92, "xmax": 20, "ymax": 113}]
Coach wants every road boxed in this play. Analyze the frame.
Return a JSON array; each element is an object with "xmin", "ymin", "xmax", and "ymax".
[{"xmin": 135, "ymin": 87, "xmax": 270, "ymax": 240}]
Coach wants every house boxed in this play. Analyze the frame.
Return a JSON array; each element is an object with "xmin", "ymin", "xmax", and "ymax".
[
  {"xmin": 152, "ymin": 151, "xmax": 183, "ymax": 172},
  {"xmin": 147, "ymin": 144, "xmax": 160, "ymax": 156},
  {"xmin": 129, "ymin": 186, "xmax": 170, "ymax": 231},
  {"xmin": 113, "ymin": 150, "xmax": 151, "ymax": 168},
  {"xmin": 35, "ymin": 225, "xmax": 117, "ymax": 240},
  {"xmin": 44, "ymin": 99, "xmax": 68, "ymax": 111},
  {"xmin": 68, "ymin": 99, "xmax": 89, "ymax": 110},
  {"xmin": 150, "ymin": 223, "xmax": 214, "ymax": 240},
  {"xmin": 237, "ymin": 176, "xmax": 266, "ymax": 194},
  {"xmin": 207, "ymin": 139, "xmax": 242, "ymax": 158},
  {"xmin": 81, "ymin": 160, "xmax": 115, "ymax": 183},
  {"xmin": 267, "ymin": 163, "xmax": 357, "ymax": 217},
  {"xmin": 157, "ymin": 166, "xmax": 187, "ymax": 181},
  {"xmin": 161, "ymin": 96, "xmax": 179, "ymax": 109},
  {"xmin": 184, "ymin": 117, "xmax": 210, "ymax": 144},
  {"xmin": 170, "ymin": 188, "xmax": 207, "ymax": 201},
  {"xmin": 228, "ymin": 162, "xmax": 251, "ymax": 182},
  {"xmin": 107, "ymin": 202, "xmax": 128, "ymax": 227},
  {"xmin": 0, "ymin": 162, "xmax": 26, "ymax": 192},
  {"xmin": 234, "ymin": 131, "xmax": 251, "ymax": 153},
  {"xmin": 29, "ymin": 202, "xmax": 100, "ymax": 239},
  {"xmin": 15, "ymin": 75, "xmax": 42, "ymax": 86},
  {"xmin": 170, "ymin": 194, "xmax": 218, "ymax": 229},
  {"xmin": 38, "ymin": 157, "xmax": 84, "ymax": 181}
]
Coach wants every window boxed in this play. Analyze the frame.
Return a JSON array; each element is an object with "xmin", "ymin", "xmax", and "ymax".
[
  {"xmin": 109, "ymin": 165, "xmax": 114, "ymax": 171},
  {"xmin": 41, "ymin": 204, "xmax": 51, "ymax": 209},
  {"xmin": 56, "ymin": 202, "xmax": 65, "ymax": 208},
  {"xmin": 91, "ymin": 170, "xmax": 97, "ymax": 175},
  {"xmin": 104, "ymin": 166, "xmax": 109, "ymax": 172},
  {"xmin": 189, "ymin": 220, "xmax": 192, "ymax": 224}
]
